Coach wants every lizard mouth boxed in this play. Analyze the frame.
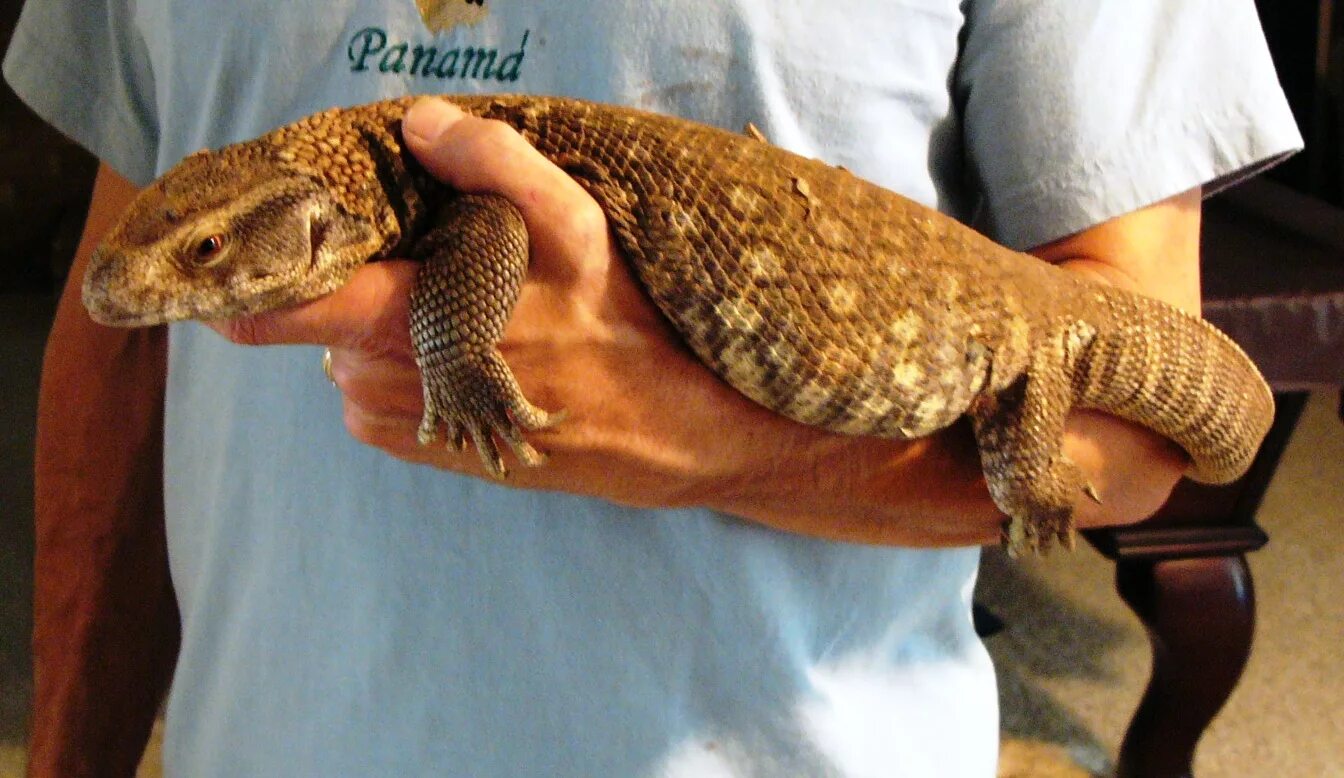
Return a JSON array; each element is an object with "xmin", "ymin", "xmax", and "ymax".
[{"xmin": 84, "ymin": 301, "xmax": 152, "ymax": 327}]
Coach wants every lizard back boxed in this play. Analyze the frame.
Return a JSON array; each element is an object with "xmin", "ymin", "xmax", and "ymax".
[{"xmin": 457, "ymin": 96, "xmax": 1272, "ymax": 483}]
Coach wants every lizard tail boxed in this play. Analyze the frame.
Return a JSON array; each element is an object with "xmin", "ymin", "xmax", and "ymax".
[{"xmin": 1075, "ymin": 294, "xmax": 1274, "ymax": 485}]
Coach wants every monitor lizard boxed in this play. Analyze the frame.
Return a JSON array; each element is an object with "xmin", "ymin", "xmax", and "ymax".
[{"xmin": 82, "ymin": 95, "xmax": 1275, "ymax": 554}]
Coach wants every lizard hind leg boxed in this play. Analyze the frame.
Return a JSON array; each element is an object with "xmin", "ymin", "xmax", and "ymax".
[
  {"xmin": 409, "ymin": 193, "xmax": 564, "ymax": 478},
  {"xmin": 971, "ymin": 360, "xmax": 1088, "ymax": 556}
]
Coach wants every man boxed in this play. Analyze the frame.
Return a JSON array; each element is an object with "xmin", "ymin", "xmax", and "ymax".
[{"xmin": 8, "ymin": 1, "xmax": 1299, "ymax": 775}]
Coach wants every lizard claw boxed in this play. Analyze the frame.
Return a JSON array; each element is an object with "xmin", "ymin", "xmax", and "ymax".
[
  {"xmin": 415, "ymin": 350, "xmax": 564, "ymax": 479},
  {"xmin": 450, "ymin": 411, "xmax": 556, "ymax": 478},
  {"xmin": 418, "ymin": 417, "xmax": 469, "ymax": 453},
  {"xmin": 465, "ymin": 421, "xmax": 509, "ymax": 478}
]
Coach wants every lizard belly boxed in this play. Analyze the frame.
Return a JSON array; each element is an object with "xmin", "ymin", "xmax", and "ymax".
[{"xmin": 677, "ymin": 273, "xmax": 996, "ymax": 440}]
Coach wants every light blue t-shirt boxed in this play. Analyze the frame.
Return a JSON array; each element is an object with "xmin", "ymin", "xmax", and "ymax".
[{"xmin": 6, "ymin": 1, "xmax": 1299, "ymax": 776}]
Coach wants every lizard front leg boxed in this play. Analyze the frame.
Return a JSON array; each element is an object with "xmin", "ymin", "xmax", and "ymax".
[{"xmin": 408, "ymin": 192, "xmax": 562, "ymax": 477}]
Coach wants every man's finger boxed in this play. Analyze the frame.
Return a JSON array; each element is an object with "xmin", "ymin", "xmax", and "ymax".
[
  {"xmin": 209, "ymin": 261, "xmax": 418, "ymax": 348},
  {"xmin": 400, "ymin": 97, "xmax": 610, "ymax": 277},
  {"xmin": 327, "ymin": 344, "xmax": 424, "ymax": 415},
  {"xmin": 402, "ymin": 97, "xmax": 587, "ymax": 208}
]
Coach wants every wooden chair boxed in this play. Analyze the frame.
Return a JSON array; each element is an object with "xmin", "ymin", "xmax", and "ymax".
[{"xmin": 1084, "ymin": 176, "xmax": 1344, "ymax": 778}]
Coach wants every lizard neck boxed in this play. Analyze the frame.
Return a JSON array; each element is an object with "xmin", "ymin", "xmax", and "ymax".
[{"xmin": 365, "ymin": 132, "xmax": 451, "ymax": 259}]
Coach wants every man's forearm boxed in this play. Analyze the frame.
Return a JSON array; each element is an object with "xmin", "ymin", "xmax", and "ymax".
[
  {"xmin": 700, "ymin": 403, "xmax": 1186, "ymax": 548},
  {"xmin": 703, "ymin": 416, "xmax": 1005, "ymax": 546},
  {"xmin": 28, "ymin": 166, "xmax": 176, "ymax": 777}
]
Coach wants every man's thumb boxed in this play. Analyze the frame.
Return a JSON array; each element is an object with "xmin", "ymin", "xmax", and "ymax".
[
  {"xmin": 401, "ymin": 97, "xmax": 470, "ymax": 180},
  {"xmin": 208, "ymin": 261, "xmax": 418, "ymax": 348}
]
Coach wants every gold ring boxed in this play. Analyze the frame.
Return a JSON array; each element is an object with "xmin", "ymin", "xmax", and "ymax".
[{"xmin": 322, "ymin": 348, "xmax": 336, "ymax": 385}]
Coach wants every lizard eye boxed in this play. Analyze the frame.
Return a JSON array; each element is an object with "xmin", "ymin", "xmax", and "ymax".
[{"xmin": 194, "ymin": 234, "xmax": 227, "ymax": 264}]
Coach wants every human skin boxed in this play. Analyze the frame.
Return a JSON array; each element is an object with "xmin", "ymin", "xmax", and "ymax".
[
  {"xmin": 209, "ymin": 97, "xmax": 1199, "ymax": 547},
  {"xmin": 28, "ymin": 167, "xmax": 177, "ymax": 777}
]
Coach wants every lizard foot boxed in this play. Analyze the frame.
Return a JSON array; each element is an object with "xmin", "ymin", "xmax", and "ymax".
[
  {"xmin": 416, "ymin": 350, "xmax": 564, "ymax": 478},
  {"xmin": 992, "ymin": 453, "xmax": 1086, "ymax": 556}
]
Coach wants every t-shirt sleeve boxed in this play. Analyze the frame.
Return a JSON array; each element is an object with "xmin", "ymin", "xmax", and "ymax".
[
  {"xmin": 3, "ymin": 0, "xmax": 159, "ymax": 185},
  {"xmin": 957, "ymin": 0, "xmax": 1304, "ymax": 249}
]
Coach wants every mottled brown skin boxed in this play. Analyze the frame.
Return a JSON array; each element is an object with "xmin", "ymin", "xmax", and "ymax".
[{"xmin": 84, "ymin": 95, "xmax": 1275, "ymax": 553}]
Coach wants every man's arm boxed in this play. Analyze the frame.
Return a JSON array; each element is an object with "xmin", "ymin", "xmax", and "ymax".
[
  {"xmin": 217, "ymin": 99, "xmax": 1191, "ymax": 548},
  {"xmin": 28, "ymin": 164, "xmax": 177, "ymax": 777}
]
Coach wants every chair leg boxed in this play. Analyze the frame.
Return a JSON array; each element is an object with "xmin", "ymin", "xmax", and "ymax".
[{"xmin": 1112, "ymin": 554, "xmax": 1256, "ymax": 778}]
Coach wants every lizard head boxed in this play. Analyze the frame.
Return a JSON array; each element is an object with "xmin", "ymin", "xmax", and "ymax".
[{"xmin": 83, "ymin": 146, "xmax": 385, "ymax": 326}]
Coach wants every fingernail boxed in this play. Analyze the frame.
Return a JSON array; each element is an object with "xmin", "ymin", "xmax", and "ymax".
[{"xmin": 403, "ymin": 97, "xmax": 462, "ymax": 144}]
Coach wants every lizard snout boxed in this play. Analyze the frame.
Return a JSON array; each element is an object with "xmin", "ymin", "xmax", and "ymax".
[{"xmin": 82, "ymin": 244, "xmax": 182, "ymax": 327}]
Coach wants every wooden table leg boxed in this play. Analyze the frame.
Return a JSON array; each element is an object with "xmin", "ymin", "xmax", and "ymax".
[
  {"xmin": 1086, "ymin": 391, "xmax": 1306, "ymax": 776},
  {"xmin": 1112, "ymin": 554, "xmax": 1256, "ymax": 778}
]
